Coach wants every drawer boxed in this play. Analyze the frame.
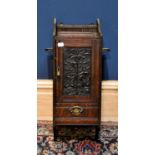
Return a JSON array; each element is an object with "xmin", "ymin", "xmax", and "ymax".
[{"xmin": 55, "ymin": 106, "xmax": 99, "ymax": 117}]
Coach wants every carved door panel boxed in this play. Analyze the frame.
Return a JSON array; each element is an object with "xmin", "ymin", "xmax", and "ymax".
[
  {"xmin": 63, "ymin": 47, "xmax": 91, "ymax": 96},
  {"xmin": 54, "ymin": 38, "xmax": 101, "ymax": 125}
]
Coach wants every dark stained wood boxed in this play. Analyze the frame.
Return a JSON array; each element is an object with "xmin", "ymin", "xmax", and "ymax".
[
  {"xmin": 55, "ymin": 117, "xmax": 99, "ymax": 125},
  {"xmin": 55, "ymin": 107, "xmax": 99, "ymax": 117},
  {"xmin": 52, "ymin": 18, "xmax": 103, "ymax": 139}
]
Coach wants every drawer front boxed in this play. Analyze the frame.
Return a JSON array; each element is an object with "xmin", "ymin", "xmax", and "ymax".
[
  {"xmin": 55, "ymin": 106, "xmax": 98, "ymax": 117},
  {"xmin": 54, "ymin": 117, "xmax": 99, "ymax": 125}
]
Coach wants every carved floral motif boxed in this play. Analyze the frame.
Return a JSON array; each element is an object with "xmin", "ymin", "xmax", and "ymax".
[{"xmin": 63, "ymin": 48, "xmax": 91, "ymax": 96}]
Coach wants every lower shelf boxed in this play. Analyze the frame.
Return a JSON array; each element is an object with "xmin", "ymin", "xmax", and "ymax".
[{"xmin": 54, "ymin": 125, "xmax": 99, "ymax": 140}]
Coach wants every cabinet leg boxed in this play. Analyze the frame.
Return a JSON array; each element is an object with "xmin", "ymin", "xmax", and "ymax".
[
  {"xmin": 95, "ymin": 126, "xmax": 100, "ymax": 140},
  {"xmin": 53, "ymin": 126, "xmax": 57, "ymax": 141}
]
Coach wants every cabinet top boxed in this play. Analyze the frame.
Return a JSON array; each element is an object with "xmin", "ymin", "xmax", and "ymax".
[{"xmin": 53, "ymin": 18, "xmax": 103, "ymax": 38}]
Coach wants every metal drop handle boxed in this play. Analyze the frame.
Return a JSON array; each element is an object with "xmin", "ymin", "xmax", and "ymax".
[
  {"xmin": 56, "ymin": 66, "xmax": 60, "ymax": 77},
  {"xmin": 69, "ymin": 106, "xmax": 84, "ymax": 116}
]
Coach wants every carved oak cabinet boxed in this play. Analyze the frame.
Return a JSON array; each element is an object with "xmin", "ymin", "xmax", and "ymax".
[{"xmin": 52, "ymin": 18, "xmax": 103, "ymax": 139}]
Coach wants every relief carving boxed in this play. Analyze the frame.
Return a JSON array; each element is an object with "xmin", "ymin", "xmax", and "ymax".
[{"xmin": 63, "ymin": 48, "xmax": 91, "ymax": 96}]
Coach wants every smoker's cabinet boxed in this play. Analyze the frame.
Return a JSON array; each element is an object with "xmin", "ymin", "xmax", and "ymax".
[{"xmin": 51, "ymin": 18, "xmax": 103, "ymax": 138}]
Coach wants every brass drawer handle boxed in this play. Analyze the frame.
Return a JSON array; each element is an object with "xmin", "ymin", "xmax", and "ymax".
[{"xmin": 69, "ymin": 106, "xmax": 83, "ymax": 116}]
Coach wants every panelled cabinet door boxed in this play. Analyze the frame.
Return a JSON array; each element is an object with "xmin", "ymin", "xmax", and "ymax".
[{"xmin": 54, "ymin": 38, "xmax": 101, "ymax": 125}]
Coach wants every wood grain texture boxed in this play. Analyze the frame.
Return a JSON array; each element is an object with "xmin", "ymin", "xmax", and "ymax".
[{"xmin": 37, "ymin": 80, "xmax": 118, "ymax": 122}]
